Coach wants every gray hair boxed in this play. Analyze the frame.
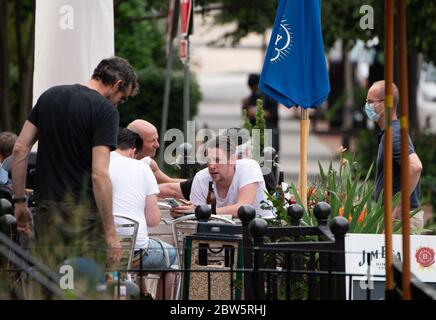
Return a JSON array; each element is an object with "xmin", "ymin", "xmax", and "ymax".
[
  {"xmin": 206, "ymin": 135, "xmax": 237, "ymax": 159},
  {"xmin": 92, "ymin": 56, "xmax": 139, "ymax": 96}
]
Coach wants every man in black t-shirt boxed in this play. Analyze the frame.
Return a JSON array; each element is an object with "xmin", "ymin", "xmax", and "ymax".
[
  {"xmin": 241, "ymin": 73, "xmax": 280, "ymax": 153},
  {"xmin": 12, "ymin": 57, "xmax": 139, "ymax": 266},
  {"xmin": 365, "ymin": 80, "xmax": 424, "ymax": 232}
]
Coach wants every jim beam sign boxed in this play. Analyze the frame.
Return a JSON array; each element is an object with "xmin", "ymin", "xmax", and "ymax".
[{"xmin": 345, "ymin": 234, "xmax": 436, "ymax": 288}]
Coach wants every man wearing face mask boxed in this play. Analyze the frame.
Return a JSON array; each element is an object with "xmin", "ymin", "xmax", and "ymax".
[{"xmin": 365, "ymin": 80, "xmax": 424, "ymax": 232}]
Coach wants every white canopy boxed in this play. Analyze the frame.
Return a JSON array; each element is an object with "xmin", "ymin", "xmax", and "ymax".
[{"xmin": 33, "ymin": 0, "xmax": 114, "ymax": 106}]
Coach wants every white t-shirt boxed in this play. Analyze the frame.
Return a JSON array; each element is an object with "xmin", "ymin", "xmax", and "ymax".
[
  {"xmin": 141, "ymin": 156, "xmax": 152, "ymax": 166},
  {"xmin": 109, "ymin": 152, "xmax": 159, "ymax": 249},
  {"xmin": 190, "ymin": 158, "xmax": 273, "ymax": 217}
]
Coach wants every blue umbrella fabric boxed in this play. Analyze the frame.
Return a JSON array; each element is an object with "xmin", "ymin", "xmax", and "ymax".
[{"xmin": 259, "ymin": 0, "xmax": 330, "ymax": 109}]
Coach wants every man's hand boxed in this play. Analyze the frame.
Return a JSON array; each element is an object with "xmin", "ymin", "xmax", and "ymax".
[
  {"xmin": 106, "ymin": 235, "xmax": 122, "ymax": 265},
  {"xmin": 393, "ymin": 205, "xmax": 402, "ymax": 220},
  {"xmin": 14, "ymin": 203, "xmax": 33, "ymax": 237},
  {"xmin": 170, "ymin": 202, "xmax": 195, "ymax": 218}
]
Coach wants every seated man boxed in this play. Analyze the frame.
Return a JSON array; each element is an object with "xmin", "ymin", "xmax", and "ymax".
[
  {"xmin": 127, "ymin": 119, "xmax": 184, "ymax": 184},
  {"xmin": 0, "ymin": 131, "xmax": 17, "ymax": 185},
  {"xmin": 174, "ymin": 135, "xmax": 274, "ymax": 218},
  {"xmin": 159, "ymin": 128, "xmax": 277, "ymax": 215},
  {"xmin": 109, "ymin": 128, "xmax": 176, "ymax": 299}
]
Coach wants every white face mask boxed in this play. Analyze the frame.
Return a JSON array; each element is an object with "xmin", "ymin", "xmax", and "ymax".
[{"xmin": 364, "ymin": 102, "xmax": 380, "ymax": 122}]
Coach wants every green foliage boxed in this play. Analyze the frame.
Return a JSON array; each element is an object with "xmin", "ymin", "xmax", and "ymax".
[
  {"xmin": 118, "ymin": 66, "xmax": 201, "ymax": 134},
  {"xmin": 321, "ymin": 0, "xmax": 378, "ymax": 49},
  {"xmin": 413, "ymin": 133, "xmax": 436, "ymax": 208},
  {"xmin": 354, "ymin": 129, "xmax": 379, "ymax": 177},
  {"xmin": 242, "ymin": 108, "xmax": 252, "ymax": 132},
  {"xmin": 115, "ymin": 0, "xmax": 202, "ymax": 137},
  {"xmin": 242, "ymin": 98, "xmax": 266, "ymax": 162},
  {"xmin": 196, "ymin": 0, "xmax": 278, "ymax": 46},
  {"xmin": 265, "ymin": 148, "xmax": 424, "ymax": 233},
  {"xmin": 115, "ymin": 0, "xmax": 167, "ymax": 69}
]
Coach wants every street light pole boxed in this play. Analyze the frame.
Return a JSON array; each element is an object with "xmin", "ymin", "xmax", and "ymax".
[{"xmin": 183, "ymin": 35, "xmax": 190, "ymax": 138}]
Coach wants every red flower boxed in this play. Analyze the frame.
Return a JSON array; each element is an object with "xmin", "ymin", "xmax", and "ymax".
[{"xmin": 358, "ymin": 208, "xmax": 367, "ymax": 224}]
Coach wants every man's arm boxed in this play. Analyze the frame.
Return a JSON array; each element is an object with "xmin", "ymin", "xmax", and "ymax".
[
  {"xmin": 144, "ymin": 194, "xmax": 161, "ymax": 227},
  {"xmin": 150, "ymin": 159, "xmax": 185, "ymax": 184},
  {"xmin": 92, "ymin": 146, "xmax": 121, "ymax": 264},
  {"xmin": 216, "ymin": 182, "xmax": 258, "ymax": 217},
  {"xmin": 393, "ymin": 152, "xmax": 423, "ymax": 219},
  {"xmin": 409, "ymin": 153, "xmax": 423, "ymax": 193},
  {"xmin": 158, "ymin": 182, "xmax": 184, "ymax": 199},
  {"xmin": 12, "ymin": 121, "xmax": 38, "ymax": 236}
]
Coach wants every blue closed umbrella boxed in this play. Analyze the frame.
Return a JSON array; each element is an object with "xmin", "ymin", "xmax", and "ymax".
[
  {"xmin": 259, "ymin": 0, "xmax": 329, "ymax": 109},
  {"xmin": 259, "ymin": 0, "xmax": 330, "ymax": 209}
]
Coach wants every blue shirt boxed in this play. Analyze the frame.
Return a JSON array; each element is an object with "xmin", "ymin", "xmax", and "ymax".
[
  {"xmin": 374, "ymin": 120, "xmax": 420, "ymax": 208},
  {"xmin": 0, "ymin": 167, "xmax": 9, "ymax": 185}
]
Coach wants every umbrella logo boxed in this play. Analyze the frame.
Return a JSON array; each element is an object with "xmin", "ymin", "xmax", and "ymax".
[{"xmin": 270, "ymin": 19, "xmax": 293, "ymax": 63}]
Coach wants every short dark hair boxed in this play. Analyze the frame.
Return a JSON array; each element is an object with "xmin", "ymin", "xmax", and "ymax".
[
  {"xmin": 117, "ymin": 128, "xmax": 143, "ymax": 151},
  {"xmin": 222, "ymin": 127, "xmax": 250, "ymax": 146},
  {"xmin": 248, "ymin": 73, "xmax": 260, "ymax": 87},
  {"xmin": 91, "ymin": 56, "xmax": 139, "ymax": 96},
  {"xmin": 0, "ymin": 131, "xmax": 17, "ymax": 157},
  {"xmin": 206, "ymin": 135, "xmax": 236, "ymax": 159}
]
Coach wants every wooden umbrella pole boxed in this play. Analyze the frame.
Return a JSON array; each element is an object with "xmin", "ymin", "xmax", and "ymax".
[
  {"xmin": 398, "ymin": 0, "xmax": 411, "ymax": 300},
  {"xmin": 299, "ymin": 108, "xmax": 309, "ymax": 211},
  {"xmin": 384, "ymin": 0, "xmax": 395, "ymax": 297}
]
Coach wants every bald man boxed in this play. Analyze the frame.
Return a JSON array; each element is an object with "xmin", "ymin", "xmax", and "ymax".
[
  {"xmin": 127, "ymin": 119, "xmax": 184, "ymax": 184},
  {"xmin": 365, "ymin": 80, "xmax": 424, "ymax": 232}
]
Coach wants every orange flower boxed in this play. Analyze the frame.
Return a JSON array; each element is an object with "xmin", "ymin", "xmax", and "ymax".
[
  {"xmin": 338, "ymin": 207, "xmax": 344, "ymax": 217},
  {"xmin": 358, "ymin": 208, "xmax": 367, "ymax": 224},
  {"xmin": 307, "ymin": 187, "xmax": 317, "ymax": 197}
]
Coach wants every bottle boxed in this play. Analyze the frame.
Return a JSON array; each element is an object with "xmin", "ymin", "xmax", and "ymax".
[
  {"xmin": 119, "ymin": 284, "xmax": 127, "ymax": 300},
  {"xmin": 275, "ymin": 171, "xmax": 285, "ymax": 204},
  {"xmin": 206, "ymin": 181, "xmax": 217, "ymax": 215}
]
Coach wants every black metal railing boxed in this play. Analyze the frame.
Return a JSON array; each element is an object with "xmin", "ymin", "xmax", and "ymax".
[
  {"xmin": 390, "ymin": 258, "xmax": 436, "ymax": 300},
  {"xmin": 1, "ymin": 199, "xmax": 436, "ymax": 300}
]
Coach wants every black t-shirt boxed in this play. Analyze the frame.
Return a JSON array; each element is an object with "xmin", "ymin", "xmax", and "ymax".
[
  {"xmin": 28, "ymin": 84, "xmax": 119, "ymax": 205},
  {"xmin": 374, "ymin": 120, "xmax": 421, "ymax": 208},
  {"xmin": 244, "ymin": 89, "xmax": 278, "ymax": 129},
  {"xmin": 180, "ymin": 179, "xmax": 193, "ymax": 200}
]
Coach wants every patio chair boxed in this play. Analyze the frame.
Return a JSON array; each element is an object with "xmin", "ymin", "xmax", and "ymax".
[
  {"xmin": 171, "ymin": 213, "xmax": 236, "ymax": 299},
  {"xmin": 113, "ymin": 214, "xmax": 139, "ymax": 283}
]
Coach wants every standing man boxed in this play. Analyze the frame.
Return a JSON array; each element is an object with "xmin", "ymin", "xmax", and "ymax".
[
  {"xmin": 365, "ymin": 80, "xmax": 424, "ymax": 231},
  {"xmin": 241, "ymin": 73, "xmax": 280, "ymax": 153},
  {"xmin": 12, "ymin": 56, "xmax": 138, "ymax": 266},
  {"xmin": 127, "ymin": 119, "xmax": 184, "ymax": 184}
]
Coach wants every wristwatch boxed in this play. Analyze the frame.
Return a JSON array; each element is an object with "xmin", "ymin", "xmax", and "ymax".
[{"xmin": 12, "ymin": 196, "xmax": 27, "ymax": 204}]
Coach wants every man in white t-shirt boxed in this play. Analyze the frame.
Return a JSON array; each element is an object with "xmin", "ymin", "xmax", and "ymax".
[
  {"xmin": 109, "ymin": 128, "xmax": 176, "ymax": 299},
  {"xmin": 127, "ymin": 119, "xmax": 184, "ymax": 184},
  {"xmin": 189, "ymin": 135, "xmax": 273, "ymax": 218}
]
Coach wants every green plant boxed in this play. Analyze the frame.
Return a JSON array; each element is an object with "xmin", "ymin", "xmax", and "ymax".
[
  {"xmin": 242, "ymin": 98, "xmax": 266, "ymax": 162},
  {"xmin": 413, "ymin": 132, "xmax": 436, "ymax": 209},
  {"xmin": 118, "ymin": 66, "xmax": 201, "ymax": 133},
  {"xmin": 266, "ymin": 147, "xmax": 422, "ymax": 233}
]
